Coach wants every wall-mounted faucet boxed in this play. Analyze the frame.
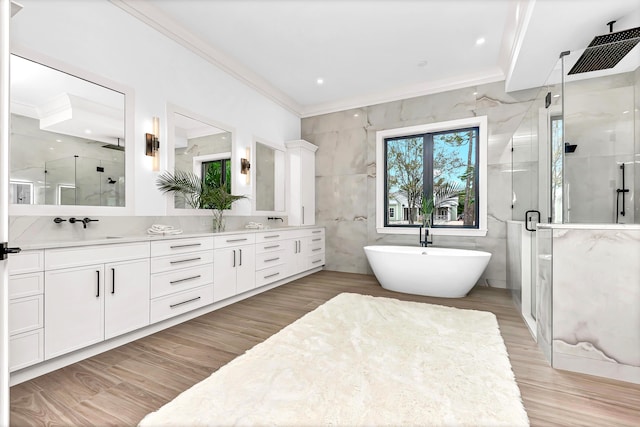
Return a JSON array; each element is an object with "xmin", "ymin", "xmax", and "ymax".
[
  {"xmin": 69, "ymin": 217, "xmax": 99, "ymax": 229},
  {"xmin": 53, "ymin": 217, "xmax": 67, "ymax": 224},
  {"xmin": 268, "ymin": 217, "xmax": 284, "ymax": 222}
]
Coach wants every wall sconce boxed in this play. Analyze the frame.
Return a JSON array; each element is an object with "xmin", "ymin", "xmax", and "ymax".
[
  {"xmin": 241, "ymin": 147, "xmax": 251, "ymax": 184},
  {"xmin": 146, "ymin": 116, "xmax": 160, "ymax": 171}
]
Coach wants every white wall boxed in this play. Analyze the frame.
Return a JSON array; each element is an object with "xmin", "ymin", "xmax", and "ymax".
[{"xmin": 10, "ymin": 0, "xmax": 300, "ymax": 216}]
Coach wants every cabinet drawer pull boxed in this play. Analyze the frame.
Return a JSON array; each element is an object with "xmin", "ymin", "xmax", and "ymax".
[
  {"xmin": 264, "ymin": 272, "xmax": 280, "ymax": 279},
  {"xmin": 96, "ymin": 270, "xmax": 100, "ymax": 297},
  {"xmin": 263, "ymin": 235, "xmax": 280, "ymax": 239},
  {"xmin": 312, "ymin": 259, "xmax": 323, "ymax": 264},
  {"xmin": 226, "ymin": 238, "xmax": 248, "ymax": 243},
  {"xmin": 170, "ymin": 243, "xmax": 202, "ymax": 249},
  {"xmin": 111, "ymin": 268, "xmax": 115, "ymax": 294},
  {"xmin": 170, "ymin": 275, "xmax": 202, "ymax": 285},
  {"xmin": 169, "ymin": 296, "xmax": 201, "ymax": 309},
  {"xmin": 312, "ymin": 230, "xmax": 322, "ymax": 234},
  {"xmin": 265, "ymin": 257, "xmax": 280, "ymax": 263},
  {"xmin": 312, "ymin": 248, "xmax": 322, "ymax": 252},
  {"xmin": 170, "ymin": 257, "xmax": 201, "ymax": 265},
  {"xmin": 233, "ymin": 250, "xmax": 236, "ymax": 267},
  {"xmin": 264, "ymin": 244, "xmax": 280, "ymax": 249},
  {"xmin": 312, "ymin": 238, "xmax": 322, "ymax": 242}
]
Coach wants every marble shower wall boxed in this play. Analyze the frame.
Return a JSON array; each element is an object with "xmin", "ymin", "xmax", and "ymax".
[
  {"xmin": 550, "ymin": 227, "xmax": 640, "ymax": 384},
  {"xmin": 564, "ymin": 71, "xmax": 637, "ymax": 224},
  {"xmin": 302, "ymin": 81, "xmax": 539, "ymax": 288}
]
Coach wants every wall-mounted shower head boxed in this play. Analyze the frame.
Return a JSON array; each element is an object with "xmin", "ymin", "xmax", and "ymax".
[
  {"xmin": 568, "ymin": 22, "xmax": 640, "ymax": 75},
  {"xmin": 107, "ymin": 177, "xmax": 117, "ymax": 184},
  {"xmin": 564, "ymin": 142, "xmax": 577, "ymax": 153}
]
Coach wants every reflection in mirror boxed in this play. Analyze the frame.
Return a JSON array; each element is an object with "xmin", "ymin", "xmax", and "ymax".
[
  {"xmin": 9, "ymin": 54, "xmax": 126, "ymax": 206},
  {"xmin": 173, "ymin": 112, "xmax": 232, "ymax": 209},
  {"xmin": 255, "ymin": 141, "xmax": 285, "ymax": 213}
]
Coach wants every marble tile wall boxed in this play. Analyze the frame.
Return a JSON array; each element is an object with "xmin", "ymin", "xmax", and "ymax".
[
  {"xmin": 302, "ymin": 81, "xmax": 539, "ymax": 288},
  {"xmin": 564, "ymin": 72, "xmax": 637, "ymax": 224},
  {"xmin": 506, "ymin": 221, "xmax": 523, "ymax": 303},
  {"xmin": 550, "ymin": 227, "xmax": 640, "ymax": 384},
  {"xmin": 535, "ymin": 227, "xmax": 553, "ymax": 365}
]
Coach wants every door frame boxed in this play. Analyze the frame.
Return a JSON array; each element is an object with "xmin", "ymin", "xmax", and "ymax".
[{"xmin": 1, "ymin": 0, "xmax": 11, "ymax": 424}]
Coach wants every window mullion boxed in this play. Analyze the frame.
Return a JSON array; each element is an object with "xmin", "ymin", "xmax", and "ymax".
[{"xmin": 423, "ymin": 133, "xmax": 434, "ymax": 224}]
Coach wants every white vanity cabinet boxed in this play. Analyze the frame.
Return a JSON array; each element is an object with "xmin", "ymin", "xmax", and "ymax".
[
  {"xmin": 213, "ymin": 234, "xmax": 256, "ymax": 301},
  {"xmin": 8, "ymin": 250, "xmax": 45, "ymax": 371},
  {"xmin": 287, "ymin": 228, "xmax": 326, "ymax": 276},
  {"xmin": 255, "ymin": 230, "xmax": 294, "ymax": 286},
  {"xmin": 150, "ymin": 236, "xmax": 214, "ymax": 323},
  {"xmin": 44, "ymin": 242, "xmax": 151, "ymax": 359},
  {"xmin": 286, "ymin": 140, "xmax": 318, "ymax": 226}
]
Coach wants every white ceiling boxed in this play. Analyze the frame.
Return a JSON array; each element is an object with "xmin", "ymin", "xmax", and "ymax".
[{"xmin": 114, "ymin": 0, "xmax": 640, "ymax": 117}]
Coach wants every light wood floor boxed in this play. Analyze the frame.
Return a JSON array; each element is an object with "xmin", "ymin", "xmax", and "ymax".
[{"xmin": 10, "ymin": 270, "xmax": 640, "ymax": 426}]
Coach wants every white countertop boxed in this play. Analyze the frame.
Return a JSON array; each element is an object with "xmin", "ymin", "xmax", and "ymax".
[{"xmin": 12, "ymin": 225, "xmax": 324, "ymax": 251}]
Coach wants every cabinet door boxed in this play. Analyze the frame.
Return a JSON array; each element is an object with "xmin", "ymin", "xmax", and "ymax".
[
  {"xmin": 45, "ymin": 265, "xmax": 104, "ymax": 359},
  {"xmin": 213, "ymin": 248, "xmax": 237, "ymax": 302},
  {"xmin": 104, "ymin": 259, "xmax": 150, "ymax": 340},
  {"xmin": 300, "ymin": 147, "xmax": 316, "ymax": 225},
  {"xmin": 235, "ymin": 245, "xmax": 256, "ymax": 294}
]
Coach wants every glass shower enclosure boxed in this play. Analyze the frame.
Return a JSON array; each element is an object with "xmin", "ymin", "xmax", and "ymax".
[{"xmin": 510, "ymin": 33, "xmax": 640, "ymax": 336}]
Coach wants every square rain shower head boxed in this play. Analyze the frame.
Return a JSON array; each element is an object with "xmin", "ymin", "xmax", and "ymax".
[{"xmin": 568, "ymin": 26, "xmax": 640, "ymax": 75}]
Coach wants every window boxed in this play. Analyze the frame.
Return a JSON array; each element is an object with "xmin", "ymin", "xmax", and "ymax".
[
  {"xmin": 376, "ymin": 116, "xmax": 487, "ymax": 236},
  {"xmin": 201, "ymin": 158, "xmax": 231, "ymax": 193}
]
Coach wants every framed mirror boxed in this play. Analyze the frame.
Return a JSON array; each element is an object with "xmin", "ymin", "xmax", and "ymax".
[
  {"xmin": 9, "ymin": 50, "xmax": 133, "ymax": 215},
  {"xmin": 166, "ymin": 104, "xmax": 237, "ymax": 215},
  {"xmin": 253, "ymin": 139, "xmax": 285, "ymax": 214}
]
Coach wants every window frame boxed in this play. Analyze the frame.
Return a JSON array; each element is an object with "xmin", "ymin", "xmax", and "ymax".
[{"xmin": 376, "ymin": 116, "xmax": 488, "ymax": 237}]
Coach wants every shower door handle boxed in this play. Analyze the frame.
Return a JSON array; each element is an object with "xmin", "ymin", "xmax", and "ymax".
[{"xmin": 525, "ymin": 210, "xmax": 541, "ymax": 232}]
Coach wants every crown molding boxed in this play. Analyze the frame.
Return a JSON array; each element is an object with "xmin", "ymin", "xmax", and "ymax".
[
  {"xmin": 109, "ymin": 0, "xmax": 303, "ymax": 117},
  {"xmin": 299, "ymin": 69, "xmax": 506, "ymax": 118}
]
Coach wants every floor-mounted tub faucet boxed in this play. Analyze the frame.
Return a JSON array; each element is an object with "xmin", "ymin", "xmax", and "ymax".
[{"xmin": 419, "ymin": 226, "xmax": 432, "ymax": 247}]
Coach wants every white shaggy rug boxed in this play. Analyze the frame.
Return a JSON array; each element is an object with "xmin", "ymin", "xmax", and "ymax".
[{"xmin": 139, "ymin": 293, "xmax": 529, "ymax": 426}]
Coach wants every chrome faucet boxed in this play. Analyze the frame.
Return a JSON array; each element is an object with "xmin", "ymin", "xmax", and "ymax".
[{"xmin": 419, "ymin": 226, "xmax": 432, "ymax": 247}]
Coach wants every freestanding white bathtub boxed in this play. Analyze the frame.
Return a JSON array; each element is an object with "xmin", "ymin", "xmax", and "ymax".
[{"xmin": 363, "ymin": 245, "xmax": 492, "ymax": 298}]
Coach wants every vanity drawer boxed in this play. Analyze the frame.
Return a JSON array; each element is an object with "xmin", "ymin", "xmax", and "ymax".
[
  {"xmin": 9, "ymin": 295, "xmax": 43, "ymax": 336},
  {"xmin": 254, "ymin": 230, "xmax": 298, "ymax": 243},
  {"xmin": 306, "ymin": 253, "xmax": 326, "ymax": 270},
  {"xmin": 45, "ymin": 242, "xmax": 150, "ymax": 270},
  {"xmin": 150, "ymin": 284, "xmax": 214, "ymax": 323},
  {"xmin": 9, "ymin": 250, "xmax": 44, "ymax": 275},
  {"xmin": 255, "ymin": 240, "xmax": 288, "ymax": 254},
  {"xmin": 305, "ymin": 228, "xmax": 325, "ymax": 237},
  {"xmin": 255, "ymin": 264, "xmax": 289, "ymax": 288},
  {"xmin": 9, "ymin": 272, "xmax": 44, "ymax": 299},
  {"xmin": 255, "ymin": 250, "xmax": 287, "ymax": 271},
  {"xmin": 151, "ymin": 250, "xmax": 214, "ymax": 274},
  {"xmin": 307, "ymin": 235, "xmax": 325, "ymax": 252},
  {"xmin": 150, "ymin": 236, "xmax": 214, "ymax": 257},
  {"xmin": 151, "ymin": 264, "xmax": 213, "ymax": 299},
  {"xmin": 214, "ymin": 234, "xmax": 255, "ymax": 249},
  {"xmin": 10, "ymin": 329, "xmax": 44, "ymax": 372}
]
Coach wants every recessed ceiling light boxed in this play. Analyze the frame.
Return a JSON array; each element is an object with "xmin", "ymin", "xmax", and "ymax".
[
  {"xmin": 473, "ymin": 91, "xmax": 478, "ymax": 96},
  {"xmin": 476, "ymin": 37, "xmax": 486, "ymax": 46},
  {"xmin": 84, "ymin": 129, "xmax": 92, "ymax": 134},
  {"xmin": 553, "ymin": 94, "xmax": 560, "ymax": 98},
  {"xmin": 354, "ymin": 113, "xmax": 359, "ymax": 117},
  {"xmin": 316, "ymin": 78, "xmax": 324, "ymax": 85},
  {"xmin": 622, "ymin": 110, "xmax": 630, "ymax": 114},
  {"xmin": 55, "ymin": 139, "xmax": 62, "ymax": 142}
]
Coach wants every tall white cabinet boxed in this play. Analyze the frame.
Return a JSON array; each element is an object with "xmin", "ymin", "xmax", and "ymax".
[{"xmin": 285, "ymin": 140, "xmax": 318, "ymax": 226}]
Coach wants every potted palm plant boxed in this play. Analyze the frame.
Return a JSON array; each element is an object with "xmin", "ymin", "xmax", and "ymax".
[{"xmin": 156, "ymin": 170, "xmax": 247, "ymax": 232}]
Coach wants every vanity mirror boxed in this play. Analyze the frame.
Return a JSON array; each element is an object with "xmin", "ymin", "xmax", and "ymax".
[
  {"xmin": 9, "ymin": 53, "xmax": 128, "ymax": 209},
  {"xmin": 254, "ymin": 140, "xmax": 285, "ymax": 213},
  {"xmin": 168, "ymin": 106, "xmax": 234, "ymax": 211}
]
